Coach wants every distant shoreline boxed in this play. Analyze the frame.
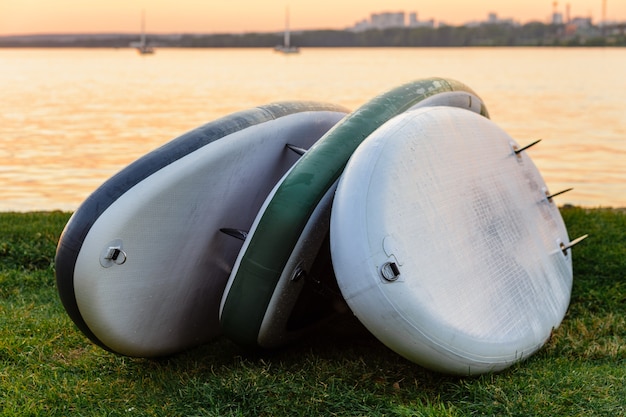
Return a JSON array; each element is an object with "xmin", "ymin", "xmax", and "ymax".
[{"xmin": 1, "ymin": 23, "xmax": 624, "ymax": 48}]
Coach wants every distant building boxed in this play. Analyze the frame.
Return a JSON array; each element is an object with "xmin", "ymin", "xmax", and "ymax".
[
  {"xmin": 408, "ymin": 12, "xmax": 435, "ymax": 28},
  {"xmin": 564, "ymin": 16, "xmax": 596, "ymax": 39},
  {"xmin": 552, "ymin": 12, "xmax": 564, "ymax": 25},
  {"xmin": 461, "ymin": 13, "xmax": 518, "ymax": 27},
  {"xmin": 371, "ymin": 12, "xmax": 405, "ymax": 29},
  {"xmin": 571, "ymin": 17, "xmax": 592, "ymax": 28},
  {"xmin": 351, "ymin": 19, "xmax": 371, "ymax": 32},
  {"xmin": 351, "ymin": 10, "xmax": 434, "ymax": 31},
  {"xmin": 484, "ymin": 13, "xmax": 517, "ymax": 26}
]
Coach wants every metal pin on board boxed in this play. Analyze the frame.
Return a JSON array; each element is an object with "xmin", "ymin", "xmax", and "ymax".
[
  {"xmin": 219, "ymin": 228, "xmax": 249, "ymax": 241},
  {"xmin": 513, "ymin": 139, "xmax": 542, "ymax": 155},
  {"xmin": 546, "ymin": 188, "xmax": 574, "ymax": 201},
  {"xmin": 286, "ymin": 143, "xmax": 307, "ymax": 156},
  {"xmin": 560, "ymin": 234, "xmax": 589, "ymax": 256}
]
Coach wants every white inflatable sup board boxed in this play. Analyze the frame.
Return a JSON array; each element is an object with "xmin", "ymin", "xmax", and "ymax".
[
  {"xmin": 330, "ymin": 106, "xmax": 575, "ymax": 375},
  {"xmin": 55, "ymin": 101, "xmax": 348, "ymax": 357},
  {"xmin": 220, "ymin": 78, "xmax": 490, "ymax": 349}
]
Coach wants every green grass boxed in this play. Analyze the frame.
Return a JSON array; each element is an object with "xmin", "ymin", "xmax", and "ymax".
[{"xmin": 1, "ymin": 208, "xmax": 624, "ymax": 416}]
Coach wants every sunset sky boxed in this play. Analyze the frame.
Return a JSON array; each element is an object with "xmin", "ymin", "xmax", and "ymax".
[{"xmin": 1, "ymin": 0, "xmax": 624, "ymax": 36}]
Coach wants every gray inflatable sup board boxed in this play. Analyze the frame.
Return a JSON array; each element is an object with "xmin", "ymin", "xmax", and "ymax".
[{"xmin": 55, "ymin": 102, "xmax": 348, "ymax": 357}]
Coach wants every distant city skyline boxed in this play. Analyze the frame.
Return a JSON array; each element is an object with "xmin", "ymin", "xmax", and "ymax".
[
  {"xmin": 347, "ymin": 7, "xmax": 613, "ymax": 32},
  {"xmin": 1, "ymin": 0, "xmax": 624, "ymax": 36}
]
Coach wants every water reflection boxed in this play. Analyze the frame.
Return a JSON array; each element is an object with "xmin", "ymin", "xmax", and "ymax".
[{"xmin": 0, "ymin": 47, "xmax": 624, "ymax": 211}]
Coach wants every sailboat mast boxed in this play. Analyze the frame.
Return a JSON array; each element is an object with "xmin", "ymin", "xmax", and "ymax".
[
  {"xmin": 140, "ymin": 10, "xmax": 146, "ymax": 46},
  {"xmin": 284, "ymin": 7, "xmax": 290, "ymax": 48}
]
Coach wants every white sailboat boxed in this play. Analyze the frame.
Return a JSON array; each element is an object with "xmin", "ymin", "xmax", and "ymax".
[
  {"xmin": 131, "ymin": 10, "xmax": 154, "ymax": 55},
  {"xmin": 274, "ymin": 7, "xmax": 299, "ymax": 54}
]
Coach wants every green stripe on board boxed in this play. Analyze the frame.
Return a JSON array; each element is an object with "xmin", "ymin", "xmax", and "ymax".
[{"xmin": 220, "ymin": 77, "xmax": 489, "ymax": 348}]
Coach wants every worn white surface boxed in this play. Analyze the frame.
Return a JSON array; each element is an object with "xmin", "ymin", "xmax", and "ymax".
[{"xmin": 331, "ymin": 106, "xmax": 572, "ymax": 375}]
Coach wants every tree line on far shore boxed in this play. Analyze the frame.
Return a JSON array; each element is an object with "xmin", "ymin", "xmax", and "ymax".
[{"xmin": 2, "ymin": 22, "xmax": 624, "ymax": 48}]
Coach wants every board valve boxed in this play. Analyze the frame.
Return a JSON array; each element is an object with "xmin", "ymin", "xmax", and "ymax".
[{"xmin": 380, "ymin": 262, "xmax": 401, "ymax": 281}]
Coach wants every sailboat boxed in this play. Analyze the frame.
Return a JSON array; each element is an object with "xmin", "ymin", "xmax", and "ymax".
[
  {"xmin": 131, "ymin": 10, "xmax": 155, "ymax": 55},
  {"xmin": 274, "ymin": 7, "xmax": 299, "ymax": 54}
]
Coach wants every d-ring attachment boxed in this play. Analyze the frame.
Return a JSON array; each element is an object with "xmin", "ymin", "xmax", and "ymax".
[{"xmin": 99, "ymin": 239, "xmax": 127, "ymax": 268}]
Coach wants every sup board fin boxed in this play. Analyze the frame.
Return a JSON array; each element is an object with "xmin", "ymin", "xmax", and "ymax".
[
  {"xmin": 220, "ymin": 228, "xmax": 249, "ymax": 241},
  {"xmin": 513, "ymin": 139, "xmax": 542, "ymax": 156},
  {"xmin": 286, "ymin": 144, "xmax": 308, "ymax": 156},
  {"xmin": 545, "ymin": 188, "xmax": 574, "ymax": 201},
  {"xmin": 560, "ymin": 234, "xmax": 589, "ymax": 256}
]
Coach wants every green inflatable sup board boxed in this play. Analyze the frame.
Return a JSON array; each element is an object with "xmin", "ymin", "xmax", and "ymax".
[{"xmin": 219, "ymin": 78, "xmax": 490, "ymax": 349}]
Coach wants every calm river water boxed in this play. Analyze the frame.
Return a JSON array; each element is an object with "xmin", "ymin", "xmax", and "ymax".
[{"xmin": 1, "ymin": 47, "xmax": 624, "ymax": 211}]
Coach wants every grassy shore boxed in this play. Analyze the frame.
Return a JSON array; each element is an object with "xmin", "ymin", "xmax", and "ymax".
[{"xmin": 0, "ymin": 208, "xmax": 624, "ymax": 416}]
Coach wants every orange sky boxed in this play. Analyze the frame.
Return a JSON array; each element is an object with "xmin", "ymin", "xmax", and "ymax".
[{"xmin": 1, "ymin": 0, "xmax": 624, "ymax": 36}]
